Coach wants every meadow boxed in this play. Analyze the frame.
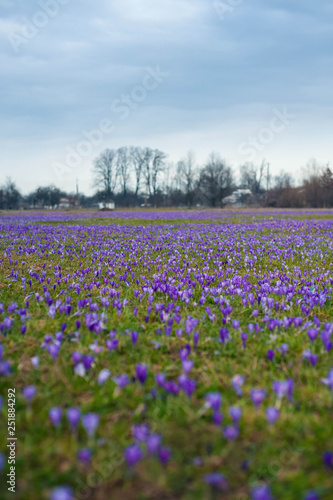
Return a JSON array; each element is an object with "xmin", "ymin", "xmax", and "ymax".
[{"xmin": 0, "ymin": 210, "xmax": 333, "ymax": 500}]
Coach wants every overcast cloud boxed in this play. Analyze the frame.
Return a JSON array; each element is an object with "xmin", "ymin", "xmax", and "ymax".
[{"xmin": 0, "ymin": 0, "xmax": 332, "ymax": 193}]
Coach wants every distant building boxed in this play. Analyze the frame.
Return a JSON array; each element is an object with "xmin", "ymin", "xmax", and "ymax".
[
  {"xmin": 96, "ymin": 201, "xmax": 115, "ymax": 210},
  {"xmin": 59, "ymin": 197, "xmax": 71, "ymax": 209},
  {"xmin": 223, "ymin": 189, "xmax": 252, "ymax": 207}
]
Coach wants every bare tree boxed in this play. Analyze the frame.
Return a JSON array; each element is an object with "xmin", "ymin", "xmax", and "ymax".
[
  {"xmin": 177, "ymin": 151, "xmax": 197, "ymax": 207},
  {"xmin": 302, "ymin": 159, "xmax": 326, "ymax": 207},
  {"xmin": 129, "ymin": 146, "xmax": 146, "ymax": 197},
  {"xmin": 116, "ymin": 147, "xmax": 131, "ymax": 197},
  {"xmin": 142, "ymin": 148, "xmax": 167, "ymax": 201},
  {"xmin": 240, "ymin": 161, "xmax": 266, "ymax": 197},
  {"xmin": 0, "ymin": 178, "xmax": 21, "ymax": 210},
  {"xmin": 199, "ymin": 153, "xmax": 234, "ymax": 207},
  {"xmin": 92, "ymin": 149, "xmax": 118, "ymax": 203},
  {"xmin": 151, "ymin": 149, "xmax": 167, "ymax": 198}
]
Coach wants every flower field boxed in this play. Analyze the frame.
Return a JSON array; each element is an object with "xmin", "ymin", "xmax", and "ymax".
[{"xmin": 0, "ymin": 211, "xmax": 333, "ymax": 500}]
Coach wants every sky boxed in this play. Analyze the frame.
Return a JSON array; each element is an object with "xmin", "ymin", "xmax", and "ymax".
[{"xmin": 0, "ymin": 0, "xmax": 333, "ymax": 195}]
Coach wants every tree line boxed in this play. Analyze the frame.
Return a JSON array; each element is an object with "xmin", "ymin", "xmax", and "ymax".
[{"xmin": 1, "ymin": 147, "xmax": 333, "ymax": 209}]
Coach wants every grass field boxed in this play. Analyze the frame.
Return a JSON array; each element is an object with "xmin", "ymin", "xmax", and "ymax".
[{"xmin": 0, "ymin": 210, "xmax": 333, "ymax": 500}]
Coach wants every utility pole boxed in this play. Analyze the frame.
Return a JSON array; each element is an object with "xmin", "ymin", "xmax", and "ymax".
[{"xmin": 266, "ymin": 162, "xmax": 270, "ymax": 204}]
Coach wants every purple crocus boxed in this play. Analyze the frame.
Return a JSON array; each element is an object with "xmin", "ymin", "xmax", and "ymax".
[
  {"xmin": 304, "ymin": 492, "xmax": 320, "ymax": 500},
  {"xmin": 223, "ymin": 425, "xmax": 239, "ymax": 440},
  {"xmin": 323, "ymin": 451, "xmax": 333, "ymax": 468},
  {"xmin": 31, "ymin": 356, "xmax": 39, "ymax": 369},
  {"xmin": 124, "ymin": 444, "xmax": 143, "ymax": 467},
  {"xmin": 146, "ymin": 434, "xmax": 161, "ymax": 455},
  {"xmin": 22, "ymin": 385, "xmax": 36, "ymax": 402},
  {"xmin": 203, "ymin": 472, "xmax": 227, "ymax": 489},
  {"xmin": 321, "ymin": 367, "xmax": 333, "ymax": 390},
  {"xmin": 303, "ymin": 350, "xmax": 318, "ymax": 366},
  {"xmin": 272, "ymin": 381, "xmax": 289, "ymax": 400},
  {"xmin": 229, "ymin": 406, "xmax": 242, "ymax": 424},
  {"xmin": 136, "ymin": 364, "xmax": 148, "ymax": 384},
  {"xmin": 50, "ymin": 486, "xmax": 73, "ymax": 500},
  {"xmin": 66, "ymin": 407, "xmax": 81, "ymax": 431},
  {"xmin": 307, "ymin": 328, "xmax": 319, "ymax": 342},
  {"xmin": 77, "ymin": 448, "xmax": 92, "ymax": 465},
  {"xmin": 205, "ymin": 392, "xmax": 222, "ymax": 412},
  {"xmin": 251, "ymin": 485, "xmax": 275, "ymax": 500},
  {"xmin": 159, "ymin": 446, "xmax": 171, "ymax": 465},
  {"xmin": 250, "ymin": 389, "xmax": 266, "ymax": 408},
  {"xmin": 267, "ymin": 349, "xmax": 275, "ymax": 362},
  {"xmin": 113, "ymin": 374, "xmax": 130, "ymax": 388},
  {"xmin": 131, "ymin": 331, "xmax": 139, "ymax": 345},
  {"xmin": 49, "ymin": 407, "xmax": 62, "ymax": 427},
  {"xmin": 132, "ymin": 424, "xmax": 150, "ymax": 442},
  {"xmin": 82, "ymin": 413, "xmax": 99, "ymax": 438},
  {"xmin": 266, "ymin": 407, "xmax": 280, "ymax": 425},
  {"xmin": 155, "ymin": 373, "xmax": 166, "ymax": 387},
  {"xmin": 220, "ymin": 328, "xmax": 230, "ymax": 344},
  {"xmin": 232, "ymin": 375, "xmax": 245, "ymax": 396},
  {"xmin": 241, "ymin": 332, "xmax": 248, "ymax": 349},
  {"xmin": 97, "ymin": 369, "xmax": 111, "ymax": 385}
]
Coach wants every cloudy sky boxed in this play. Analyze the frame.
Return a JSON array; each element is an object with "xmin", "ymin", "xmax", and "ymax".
[{"xmin": 1, "ymin": 0, "xmax": 333, "ymax": 194}]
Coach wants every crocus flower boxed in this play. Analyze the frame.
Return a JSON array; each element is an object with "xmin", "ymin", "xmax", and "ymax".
[
  {"xmin": 132, "ymin": 424, "xmax": 150, "ymax": 442},
  {"xmin": 241, "ymin": 332, "xmax": 248, "ymax": 349},
  {"xmin": 323, "ymin": 451, "xmax": 333, "ymax": 468},
  {"xmin": 77, "ymin": 448, "xmax": 92, "ymax": 464},
  {"xmin": 106, "ymin": 339, "xmax": 119, "ymax": 351},
  {"xmin": 155, "ymin": 373, "xmax": 166, "ymax": 387},
  {"xmin": 66, "ymin": 407, "xmax": 81, "ymax": 431},
  {"xmin": 267, "ymin": 350, "xmax": 275, "ymax": 362},
  {"xmin": 146, "ymin": 434, "xmax": 161, "ymax": 455},
  {"xmin": 251, "ymin": 485, "xmax": 275, "ymax": 500},
  {"xmin": 229, "ymin": 406, "xmax": 242, "ymax": 424},
  {"xmin": 113, "ymin": 374, "xmax": 130, "ymax": 388},
  {"xmin": 203, "ymin": 473, "xmax": 226, "ymax": 489},
  {"xmin": 272, "ymin": 381, "xmax": 289, "ymax": 399},
  {"xmin": 232, "ymin": 375, "xmax": 245, "ymax": 396},
  {"xmin": 321, "ymin": 367, "xmax": 333, "ymax": 390},
  {"xmin": 31, "ymin": 356, "xmax": 39, "ymax": 369},
  {"xmin": 136, "ymin": 364, "xmax": 148, "ymax": 384},
  {"xmin": 223, "ymin": 425, "xmax": 239, "ymax": 440},
  {"xmin": 213, "ymin": 412, "xmax": 223, "ymax": 425},
  {"xmin": 50, "ymin": 486, "xmax": 73, "ymax": 500},
  {"xmin": 304, "ymin": 492, "xmax": 320, "ymax": 500},
  {"xmin": 49, "ymin": 407, "xmax": 62, "ymax": 427},
  {"xmin": 205, "ymin": 392, "xmax": 222, "ymax": 412},
  {"xmin": 23, "ymin": 385, "xmax": 36, "ymax": 402},
  {"xmin": 250, "ymin": 389, "xmax": 266, "ymax": 408},
  {"xmin": 266, "ymin": 407, "xmax": 280, "ymax": 425},
  {"xmin": 97, "ymin": 369, "xmax": 111, "ymax": 385},
  {"xmin": 82, "ymin": 413, "xmax": 99, "ymax": 438},
  {"xmin": 159, "ymin": 446, "xmax": 171, "ymax": 464},
  {"xmin": 131, "ymin": 331, "xmax": 139, "ymax": 345},
  {"xmin": 124, "ymin": 444, "xmax": 143, "ymax": 467},
  {"xmin": 307, "ymin": 329, "xmax": 319, "ymax": 342},
  {"xmin": 303, "ymin": 350, "xmax": 318, "ymax": 366}
]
